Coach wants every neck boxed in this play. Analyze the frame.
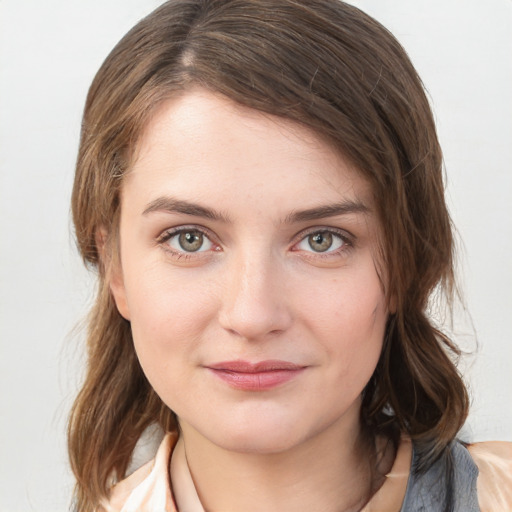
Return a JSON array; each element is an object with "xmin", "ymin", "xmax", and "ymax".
[{"xmin": 176, "ymin": 410, "xmax": 384, "ymax": 512}]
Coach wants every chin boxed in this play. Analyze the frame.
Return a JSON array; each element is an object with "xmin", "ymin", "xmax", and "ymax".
[
  {"xmin": 212, "ymin": 428, "xmax": 304, "ymax": 454},
  {"xmin": 194, "ymin": 411, "xmax": 315, "ymax": 455}
]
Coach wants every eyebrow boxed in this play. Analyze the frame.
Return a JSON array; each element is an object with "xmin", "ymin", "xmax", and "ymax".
[
  {"xmin": 142, "ymin": 197, "xmax": 231, "ymax": 222},
  {"xmin": 142, "ymin": 196, "xmax": 369, "ymax": 223},
  {"xmin": 284, "ymin": 200, "xmax": 370, "ymax": 223}
]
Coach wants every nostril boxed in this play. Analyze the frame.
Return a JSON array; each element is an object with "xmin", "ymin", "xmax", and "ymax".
[
  {"xmin": 218, "ymin": 261, "xmax": 293, "ymax": 339},
  {"xmin": 218, "ymin": 308, "xmax": 291, "ymax": 341}
]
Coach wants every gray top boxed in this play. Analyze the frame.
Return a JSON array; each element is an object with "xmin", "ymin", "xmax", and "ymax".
[{"xmin": 401, "ymin": 441, "xmax": 480, "ymax": 511}]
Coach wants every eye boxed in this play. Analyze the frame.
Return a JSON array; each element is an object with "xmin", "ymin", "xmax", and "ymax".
[
  {"xmin": 295, "ymin": 230, "xmax": 347, "ymax": 253},
  {"xmin": 164, "ymin": 228, "xmax": 214, "ymax": 253}
]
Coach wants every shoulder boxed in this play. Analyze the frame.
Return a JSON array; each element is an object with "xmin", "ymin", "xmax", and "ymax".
[
  {"xmin": 402, "ymin": 439, "xmax": 479, "ymax": 511},
  {"xmin": 100, "ymin": 432, "xmax": 178, "ymax": 512},
  {"xmin": 403, "ymin": 439, "xmax": 512, "ymax": 512},
  {"xmin": 468, "ymin": 440, "xmax": 512, "ymax": 512}
]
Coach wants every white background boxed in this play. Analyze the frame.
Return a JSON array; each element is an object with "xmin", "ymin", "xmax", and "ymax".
[{"xmin": 0, "ymin": 1, "xmax": 510, "ymax": 510}]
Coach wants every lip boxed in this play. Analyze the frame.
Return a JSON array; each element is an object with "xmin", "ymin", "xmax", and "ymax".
[{"xmin": 205, "ymin": 360, "xmax": 306, "ymax": 391}]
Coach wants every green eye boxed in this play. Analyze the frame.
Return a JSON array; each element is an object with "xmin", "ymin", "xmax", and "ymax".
[
  {"xmin": 297, "ymin": 230, "xmax": 345, "ymax": 253},
  {"xmin": 167, "ymin": 229, "xmax": 213, "ymax": 253},
  {"xmin": 308, "ymin": 232, "xmax": 333, "ymax": 252},
  {"xmin": 178, "ymin": 231, "xmax": 204, "ymax": 252}
]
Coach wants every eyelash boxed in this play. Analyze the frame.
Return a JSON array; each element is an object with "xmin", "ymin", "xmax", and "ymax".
[
  {"xmin": 156, "ymin": 226, "xmax": 354, "ymax": 260},
  {"xmin": 291, "ymin": 227, "xmax": 354, "ymax": 259},
  {"xmin": 157, "ymin": 226, "xmax": 219, "ymax": 260}
]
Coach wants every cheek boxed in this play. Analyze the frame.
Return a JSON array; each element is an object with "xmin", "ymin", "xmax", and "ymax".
[
  {"xmin": 302, "ymin": 270, "xmax": 387, "ymax": 334},
  {"xmin": 127, "ymin": 277, "xmax": 218, "ymax": 410},
  {"xmin": 296, "ymin": 269, "xmax": 387, "ymax": 376},
  {"xmin": 123, "ymin": 263, "xmax": 219, "ymax": 372}
]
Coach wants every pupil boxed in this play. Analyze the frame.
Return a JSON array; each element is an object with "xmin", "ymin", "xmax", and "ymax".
[
  {"xmin": 309, "ymin": 232, "xmax": 332, "ymax": 252},
  {"xmin": 179, "ymin": 231, "xmax": 203, "ymax": 252}
]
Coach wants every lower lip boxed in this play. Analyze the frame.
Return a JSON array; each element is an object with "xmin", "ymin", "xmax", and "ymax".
[{"xmin": 208, "ymin": 368, "xmax": 305, "ymax": 391}]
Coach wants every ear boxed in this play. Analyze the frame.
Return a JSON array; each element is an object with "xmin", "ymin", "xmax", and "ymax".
[{"xmin": 96, "ymin": 227, "xmax": 131, "ymax": 321}]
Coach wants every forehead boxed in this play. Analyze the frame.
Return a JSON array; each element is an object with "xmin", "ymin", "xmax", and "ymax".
[{"xmin": 125, "ymin": 88, "xmax": 374, "ymax": 219}]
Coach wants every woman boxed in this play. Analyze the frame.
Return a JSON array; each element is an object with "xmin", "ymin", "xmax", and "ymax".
[{"xmin": 68, "ymin": 1, "xmax": 511, "ymax": 510}]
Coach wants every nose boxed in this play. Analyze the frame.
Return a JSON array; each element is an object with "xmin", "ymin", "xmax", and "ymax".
[{"xmin": 218, "ymin": 250, "xmax": 293, "ymax": 341}]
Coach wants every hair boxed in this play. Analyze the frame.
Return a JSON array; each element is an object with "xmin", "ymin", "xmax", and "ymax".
[{"xmin": 69, "ymin": 0, "xmax": 469, "ymax": 509}]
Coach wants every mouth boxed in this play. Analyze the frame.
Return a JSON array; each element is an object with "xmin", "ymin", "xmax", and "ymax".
[{"xmin": 205, "ymin": 360, "xmax": 306, "ymax": 391}]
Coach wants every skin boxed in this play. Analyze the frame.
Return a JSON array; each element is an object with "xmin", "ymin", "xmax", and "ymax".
[{"xmin": 110, "ymin": 88, "xmax": 392, "ymax": 511}]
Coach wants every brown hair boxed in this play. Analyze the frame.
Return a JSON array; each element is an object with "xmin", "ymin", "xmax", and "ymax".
[{"xmin": 69, "ymin": 0, "xmax": 468, "ymax": 509}]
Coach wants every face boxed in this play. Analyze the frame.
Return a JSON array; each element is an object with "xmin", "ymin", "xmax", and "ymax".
[{"xmin": 111, "ymin": 88, "xmax": 389, "ymax": 454}]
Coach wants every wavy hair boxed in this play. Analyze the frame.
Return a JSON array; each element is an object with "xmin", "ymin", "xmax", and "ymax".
[{"xmin": 69, "ymin": 0, "xmax": 468, "ymax": 509}]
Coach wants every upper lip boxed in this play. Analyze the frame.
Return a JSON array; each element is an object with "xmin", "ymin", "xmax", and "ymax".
[{"xmin": 206, "ymin": 360, "xmax": 305, "ymax": 373}]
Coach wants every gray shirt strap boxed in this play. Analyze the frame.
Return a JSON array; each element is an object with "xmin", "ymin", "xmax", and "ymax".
[{"xmin": 400, "ymin": 441, "xmax": 480, "ymax": 511}]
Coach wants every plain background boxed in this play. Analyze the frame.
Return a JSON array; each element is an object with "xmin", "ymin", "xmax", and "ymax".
[{"xmin": 0, "ymin": 0, "xmax": 511, "ymax": 510}]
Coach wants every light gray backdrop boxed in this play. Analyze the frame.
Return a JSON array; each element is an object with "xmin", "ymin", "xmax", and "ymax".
[{"xmin": 1, "ymin": 0, "xmax": 511, "ymax": 510}]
